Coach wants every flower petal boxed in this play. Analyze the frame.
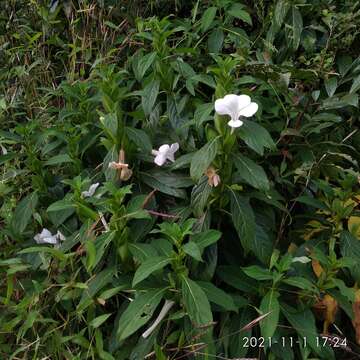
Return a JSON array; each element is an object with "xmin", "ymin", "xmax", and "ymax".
[
  {"xmin": 228, "ymin": 119, "xmax": 243, "ymax": 128},
  {"xmin": 236, "ymin": 94, "xmax": 251, "ymax": 111},
  {"xmin": 170, "ymin": 143, "xmax": 179, "ymax": 153},
  {"xmin": 158, "ymin": 144, "xmax": 170, "ymax": 153},
  {"xmin": 154, "ymin": 153, "xmax": 167, "ymax": 166},
  {"xmin": 214, "ymin": 94, "xmax": 239, "ymax": 116},
  {"xmin": 43, "ymin": 235, "xmax": 59, "ymax": 244},
  {"xmin": 239, "ymin": 102, "xmax": 258, "ymax": 117}
]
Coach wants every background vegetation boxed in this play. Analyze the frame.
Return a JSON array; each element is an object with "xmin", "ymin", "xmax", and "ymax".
[{"xmin": 1, "ymin": 0, "xmax": 360, "ymax": 359}]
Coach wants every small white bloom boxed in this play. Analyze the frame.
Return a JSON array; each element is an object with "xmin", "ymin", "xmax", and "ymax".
[
  {"xmin": 34, "ymin": 228, "xmax": 65, "ymax": 246},
  {"xmin": 81, "ymin": 183, "xmax": 100, "ymax": 198},
  {"xmin": 151, "ymin": 143, "xmax": 179, "ymax": 166},
  {"xmin": 215, "ymin": 94, "xmax": 258, "ymax": 129}
]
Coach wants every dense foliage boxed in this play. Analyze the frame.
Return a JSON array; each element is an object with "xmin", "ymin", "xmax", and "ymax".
[{"xmin": 1, "ymin": 0, "xmax": 360, "ymax": 359}]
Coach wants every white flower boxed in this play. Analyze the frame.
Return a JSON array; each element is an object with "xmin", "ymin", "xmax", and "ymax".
[
  {"xmin": 292, "ymin": 256, "xmax": 311, "ymax": 264},
  {"xmin": 215, "ymin": 94, "xmax": 258, "ymax": 129},
  {"xmin": 151, "ymin": 143, "xmax": 179, "ymax": 166},
  {"xmin": 81, "ymin": 183, "xmax": 100, "ymax": 198},
  {"xmin": 34, "ymin": 228, "xmax": 65, "ymax": 246}
]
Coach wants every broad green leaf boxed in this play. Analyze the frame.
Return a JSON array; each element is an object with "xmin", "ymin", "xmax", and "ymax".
[
  {"xmin": 145, "ymin": 169, "xmax": 193, "ymax": 188},
  {"xmin": 0, "ymin": 153, "xmax": 18, "ymax": 165},
  {"xmin": 183, "ymin": 241, "xmax": 202, "ymax": 261},
  {"xmin": 233, "ymin": 154, "xmax": 270, "ymax": 191},
  {"xmin": 100, "ymin": 113, "xmax": 118, "ymax": 142},
  {"xmin": 125, "ymin": 127, "xmax": 152, "ymax": 153},
  {"xmin": 18, "ymin": 246, "xmax": 66, "ymax": 261},
  {"xmin": 350, "ymin": 74, "xmax": 360, "ymax": 94},
  {"xmin": 78, "ymin": 268, "xmax": 117, "ymax": 310},
  {"xmin": 208, "ymin": 28, "xmax": 224, "ymax": 53},
  {"xmin": 260, "ymin": 290, "xmax": 280, "ymax": 338},
  {"xmin": 133, "ymin": 51, "xmax": 157, "ymax": 81},
  {"xmin": 291, "ymin": 6, "xmax": 303, "ymax": 50},
  {"xmin": 191, "ymin": 176, "xmax": 212, "ymax": 216},
  {"xmin": 228, "ymin": 4, "xmax": 252, "ymax": 25},
  {"xmin": 132, "ymin": 256, "xmax": 171, "ymax": 286},
  {"xmin": 340, "ymin": 231, "xmax": 360, "ymax": 282},
  {"xmin": 47, "ymin": 198, "xmax": 74, "ymax": 212},
  {"xmin": 200, "ymin": 7, "xmax": 217, "ymax": 33},
  {"xmin": 44, "ymin": 154, "xmax": 73, "ymax": 166},
  {"xmin": 140, "ymin": 171, "xmax": 187, "ymax": 199},
  {"xmin": 217, "ymin": 266, "xmax": 262, "ymax": 294},
  {"xmin": 197, "ymin": 281, "xmax": 237, "ymax": 312},
  {"xmin": 89, "ymin": 313, "xmax": 112, "ymax": 328},
  {"xmin": 191, "ymin": 230, "xmax": 221, "ymax": 253},
  {"xmin": 282, "ymin": 304, "xmax": 334, "ymax": 359},
  {"xmin": 190, "ymin": 137, "xmax": 219, "ymax": 181},
  {"xmin": 142, "ymin": 80, "xmax": 160, "ymax": 116},
  {"xmin": 11, "ymin": 192, "xmax": 38, "ymax": 234},
  {"xmin": 325, "ymin": 77, "xmax": 337, "ymax": 97},
  {"xmin": 242, "ymin": 265, "xmax": 273, "ymax": 280},
  {"xmin": 129, "ymin": 243, "xmax": 159, "ymax": 263},
  {"xmin": 229, "ymin": 189, "xmax": 256, "ymax": 252},
  {"xmin": 237, "ymin": 121, "xmax": 275, "ymax": 155},
  {"xmin": 181, "ymin": 276, "xmax": 212, "ymax": 326},
  {"xmin": 282, "ymin": 277, "xmax": 316, "ymax": 290},
  {"xmin": 117, "ymin": 288, "xmax": 166, "ymax": 341},
  {"xmin": 275, "ymin": 0, "xmax": 290, "ymax": 26},
  {"xmin": 251, "ymin": 225, "xmax": 272, "ymax": 265}
]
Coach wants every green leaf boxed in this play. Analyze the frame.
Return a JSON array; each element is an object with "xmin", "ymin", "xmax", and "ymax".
[
  {"xmin": 217, "ymin": 266, "xmax": 258, "ymax": 293},
  {"xmin": 190, "ymin": 137, "xmax": 219, "ymax": 181},
  {"xmin": 140, "ymin": 171, "xmax": 187, "ymax": 199},
  {"xmin": 44, "ymin": 154, "xmax": 73, "ymax": 166},
  {"xmin": 47, "ymin": 198, "xmax": 74, "ymax": 212},
  {"xmin": 208, "ymin": 28, "xmax": 224, "ymax": 53},
  {"xmin": 191, "ymin": 230, "xmax": 221, "ymax": 253},
  {"xmin": 142, "ymin": 80, "xmax": 160, "ymax": 116},
  {"xmin": 200, "ymin": 7, "xmax": 217, "ymax": 33},
  {"xmin": 275, "ymin": 0, "xmax": 290, "ymax": 26},
  {"xmin": 340, "ymin": 231, "xmax": 360, "ymax": 282},
  {"xmin": 129, "ymin": 243, "xmax": 159, "ymax": 263},
  {"xmin": 132, "ymin": 256, "xmax": 171, "ymax": 286},
  {"xmin": 237, "ymin": 121, "xmax": 275, "ymax": 155},
  {"xmin": 117, "ymin": 288, "xmax": 166, "ymax": 341},
  {"xmin": 325, "ymin": 77, "xmax": 338, "ymax": 97},
  {"xmin": 291, "ymin": 6, "xmax": 303, "ymax": 50},
  {"xmin": 0, "ymin": 153, "xmax": 18, "ymax": 165},
  {"xmin": 89, "ymin": 313, "xmax": 112, "ymax": 328},
  {"xmin": 350, "ymin": 74, "xmax": 360, "ymax": 94},
  {"xmin": 260, "ymin": 290, "xmax": 280, "ymax": 338},
  {"xmin": 78, "ymin": 268, "xmax": 117, "ymax": 310},
  {"xmin": 191, "ymin": 176, "xmax": 212, "ymax": 216},
  {"xmin": 282, "ymin": 277, "xmax": 316, "ymax": 290},
  {"xmin": 228, "ymin": 4, "xmax": 252, "ymax": 25},
  {"xmin": 18, "ymin": 246, "xmax": 66, "ymax": 261},
  {"xmin": 229, "ymin": 189, "xmax": 256, "ymax": 252},
  {"xmin": 181, "ymin": 275, "xmax": 212, "ymax": 325},
  {"xmin": 133, "ymin": 51, "xmax": 157, "ymax": 81},
  {"xmin": 125, "ymin": 127, "xmax": 152, "ymax": 153},
  {"xmin": 251, "ymin": 225, "xmax": 272, "ymax": 265},
  {"xmin": 197, "ymin": 281, "xmax": 237, "ymax": 312},
  {"xmin": 282, "ymin": 304, "xmax": 334, "ymax": 359},
  {"xmin": 242, "ymin": 265, "xmax": 273, "ymax": 281},
  {"xmin": 233, "ymin": 154, "xmax": 270, "ymax": 191},
  {"xmin": 183, "ymin": 241, "xmax": 202, "ymax": 261},
  {"xmin": 11, "ymin": 192, "xmax": 38, "ymax": 234}
]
